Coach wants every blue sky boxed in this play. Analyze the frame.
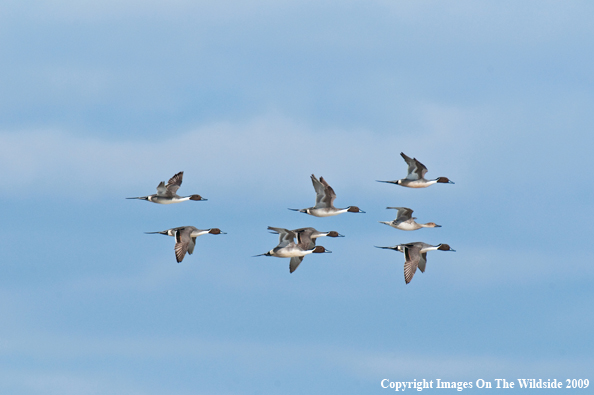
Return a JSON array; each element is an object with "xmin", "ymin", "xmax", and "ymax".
[{"xmin": 1, "ymin": 1, "xmax": 593, "ymax": 394}]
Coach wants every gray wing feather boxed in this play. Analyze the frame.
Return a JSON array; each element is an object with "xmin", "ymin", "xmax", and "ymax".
[
  {"xmin": 318, "ymin": 176, "xmax": 336, "ymax": 208},
  {"xmin": 289, "ymin": 256, "xmax": 304, "ymax": 273},
  {"xmin": 400, "ymin": 153, "xmax": 418, "ymax": 180},
  {"xmin": 311, "ymin": 175, "xmax": 328, "ymax": 207},
  {"xmin": 295, "ymin": 228, "xmax": 316, "ymax": 250},
  {"xmin": 400, "ymin": 153, "xmax": 428, "ymax": 180},
  {"xmin": 156, "ymin": 181, "xmax": 168, "ymax": 196},
  {"xmin": 389, "ymin": 207, "xmax": 413, "ymax": 221},
  {"xmin": 267, "ymin": 226, "xmax": 296, "ymax": 248},
  {"xmin": 166, "ymin": 171, "xmax": 184, "ymax": 195},
  {"xmin": 418, "ymin": 252, "xmax": 427, "ymax": 273},
  {"xmin": 187, "ymin": 237, "xmax": 196, "ymax": 255},
  {"xmin": 413, "ymin": 158, "xmax": 428, "ymax": 179}
]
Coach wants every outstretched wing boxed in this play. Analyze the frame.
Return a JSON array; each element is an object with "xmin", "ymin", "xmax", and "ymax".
[
  {"xmin": 175, "ymin": 227, "xmax": 197, "ymax": 262},
  {"xmin": 413, "ymin": 158, "xmax": 428, "ymax": 179},
  {"xmin": 400, "ymin": 153, "xmax": 428, "ymax": 180},
  {"xmin": 388, "ymin": 207, "xmax": 414, "ymax": 222},
  {"xmin": 417, "ymin": 252, "xmax": 428, "ymax": 273},
  {"xmin": 295, "ymin": 228, "xmax": 316, "ymax": 250},
  {"xmin": 289, "ymin": 256, "xmax": 304, "ymax": 273},
  {"xmin": 403, "ymin": 245, "xmax": 421, "ymax": 284},
  {"xmin": 187, "ymin": 237, "xmax": 197, "ymax": 255},
  {"xmin": 166, "ymin": 171, "xmax": 184, "ymax": 195},
  {"xmin": 267, "ymin": 226, "xmax": 296, "ymax": 248},
  {"xmin": 156, "ymin": 181, "xmax": 168, "ymax": 196},
  {"xmin": 311, "ymin": 175, "xmax": 328, "ymax": 208},
  {"xmin": 317, "ymin": 176, "xmax": 336, "ymax": 208}
]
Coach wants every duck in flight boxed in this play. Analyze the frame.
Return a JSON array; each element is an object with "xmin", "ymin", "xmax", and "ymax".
[
  {"xmin": 375, "ymin": 242, "xmax": 455, "ymax": 284},
  {"xmin": 254, "ymin": 227, "xmax": 332, "ymax": 272},
  {"xmin": 377, "ymin": 153, "xmax": 454, "ymax": 188},
  {"xmin": 379, "ymin": 207, "xmax": 441, "ymax": 231},
  {"xmin": 289, "ymin": 174, "xmax": 365, "ymax": 217},
  {"xmin": 127, "ymin": 171, "xmax": 207, "ymax": 204},
  {"xmin": 146, "ymin": 226, "xmax": 225, "ymax": 262},
  {"xmin": 271, "ymin": 227, "xmax": 343, "ymax": 273}
]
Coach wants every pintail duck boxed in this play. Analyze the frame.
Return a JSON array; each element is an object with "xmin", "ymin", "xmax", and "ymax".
[
  {"xmin": 376, "ymin": 242, "xmax": 455, "ymax": 284},
  {"xmin": 284, "ymin": 227, "xmax": 343, "ymax": 273},
  {"xmin": 146, "ymin": 226, "xmax": 225, "ymax": 262},
  {"xmin": 289, "ymin": 174, "xmax": 365, "ymax": 217},
  {"xmin": 377, "ymin": 153, "xmax": 454, "ymax": 188},
  {"xmin": 127, "ymin": 171, "xmax": 207, "ymax": 204},
  {"xmin": 254, "ymin": 227, "xmax": 332, "ymax": 272},
  {"xmin": 379, "ymin": 207, "xmax": 441, "ymax": 231}
]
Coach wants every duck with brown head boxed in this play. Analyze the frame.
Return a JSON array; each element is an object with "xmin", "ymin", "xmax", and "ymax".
[
  {"xmin": 254, "ymin": 227, "xmax": 333, "ymax": 273},
  {"xmin": 375, "ymin": 241, "xmax": 455, "ymax": 284},
  {"xmin": 376, "ymin": 153, "xmax": 455, "ymax": 188},
  {"xmin": 289, "ymin": 174, "xmax": 365, "ymax": 217},
  {"xmin": 127, "ymin": 171, "xmax": 208, "ymax": 204},
  {"xmin": 379, "ymin": 207, "xmax": 442, "ymax": 231},
  {"xmin": 145, "ymin": 226, "xmax": 226, "ymax": 263}
]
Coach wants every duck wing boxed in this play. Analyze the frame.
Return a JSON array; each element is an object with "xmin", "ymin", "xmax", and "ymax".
[
  {"xmin": 290, "ymin": 256, "xmax": 305, "ymax": 273},
  {"xmin": 267, "ymin": 227, "xmax": 297, "ymax": 248},
  {"xmin": 156, "ymin": 181, "xmax": 168, "ymax": 196},
  {"xmin": 417, "ymin": 252, "xmax": 428, "ymax": 273},
  {"xmin": 166, "ymin": 171, "xmax": 184, "ymax": 195},
  {"xmin": 318, "ymin": 176, "xmax": 336, "ymax": 208},
  {"xmin": 187, "ymin": 237, "xmax": 197, "ymax": 255},
  {"xmin": 174, "ymin": 227, "xmax": 193, "ymax": 262},
  {"xmin": 388, "ymin": 207, "xmax": 414, "ymax": 222},
  {"xmin": 402, "ymin": 244, "xmax": 422, "ymax": 284},
  {"xmin": 413, "ymin": 158, "xmax": 428, "ymax": 179},
  {"xmin": 295, "ymin": 228, "xmax": 316, "ymax": 250},
  {"xmin": 311, "ymin": 174, "xmax": 329, "ymax": 208},
  {"xmin": 400, "ymin": 153, "xmax": 428, "ymax": 180}
]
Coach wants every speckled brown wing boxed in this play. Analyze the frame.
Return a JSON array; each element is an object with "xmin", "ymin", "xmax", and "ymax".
[
  {"xmin": 174, "ymin": 227, "xmax": 192, "ymax": 262},
  {"xmin": 403, "ymin": 245, "xmax": 421, "ymax": 284}
]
